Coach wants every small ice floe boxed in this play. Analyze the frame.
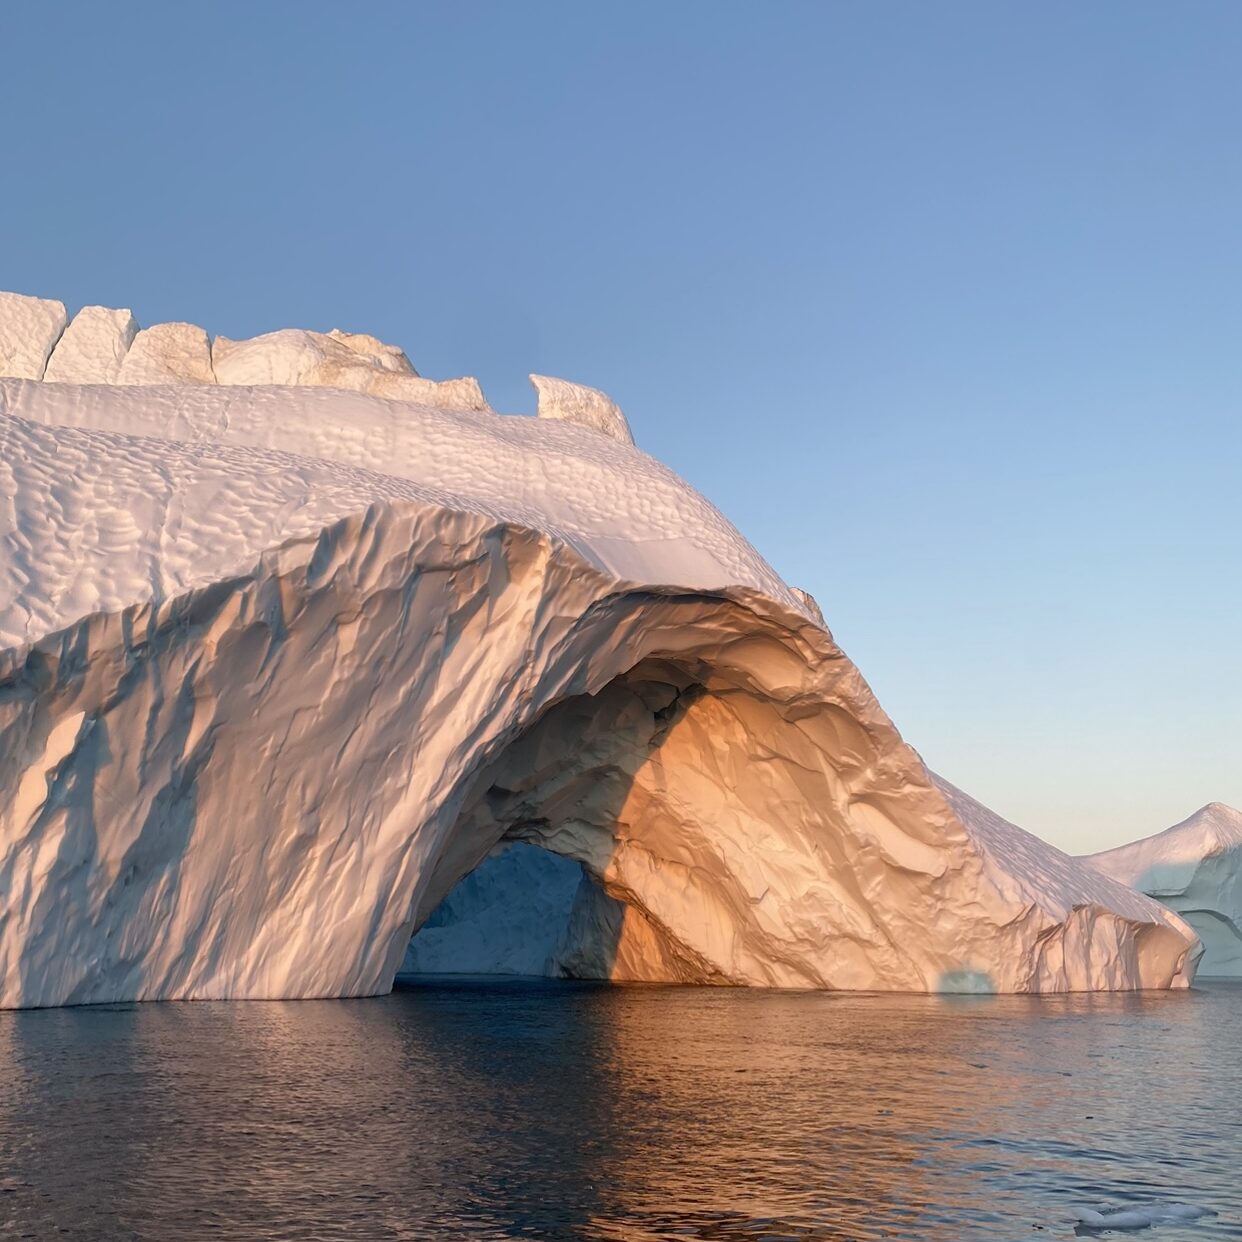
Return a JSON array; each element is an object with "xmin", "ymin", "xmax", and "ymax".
[{"xmin": 1073, "ymin": 1201, "xmax": 1217, "ymax": 1232}]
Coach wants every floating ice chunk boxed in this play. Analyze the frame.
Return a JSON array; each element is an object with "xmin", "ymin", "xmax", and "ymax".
[
  {"xmin": 44, "ymin": 306, "xmax": 138, "ymax": 384},
  {"xmin": 118, "ymin": 323, "xmax": 214, "ymax": 384},
  {"xmin": 530, "ymin": 373, "xmax": 634, "ymax": 445},
  {"xmin": 1073, "ymin": 1202, "xmax": 1216, "ymax": 1231},
  {"xmin": 0, "ymin": 291, "xmax": 67, "ymax": 379}
]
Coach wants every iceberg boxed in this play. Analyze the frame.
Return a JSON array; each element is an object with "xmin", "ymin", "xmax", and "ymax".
[
  {"xmin": 1084, "ymin": 803, "xmax": 1242, "ymax": 976},
  {"xmin": 0, "ymin": 288, "xmax": 1200, "ymax": 1008}
]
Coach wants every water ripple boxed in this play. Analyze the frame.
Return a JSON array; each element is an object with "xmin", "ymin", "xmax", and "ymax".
[{"xmin": 0, "ymin": 978, "xmax": 1237, "ymax": 1240}]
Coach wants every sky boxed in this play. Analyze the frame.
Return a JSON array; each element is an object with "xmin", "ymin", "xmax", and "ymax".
[{"xmin": 2, "ymin": 2, "xmax": 1238, "ymax": 853}]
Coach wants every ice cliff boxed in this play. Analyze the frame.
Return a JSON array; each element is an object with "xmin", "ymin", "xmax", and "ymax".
[
  {"xmin": 0, "ymin": 288, "xmax": 1199, "ymax": 1007},
  {"xmin": 1084, "ymin": 804, "xmax": 1242, "ymax": 976}
]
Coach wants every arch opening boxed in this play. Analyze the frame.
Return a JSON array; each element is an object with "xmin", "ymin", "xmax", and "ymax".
[
  {"xmin": 394, "ymin": 644, "xmax": 966, "ymax": 991},
  {"xmin": 1174, "ymin": 908, "xmax": 1242, "ymax": 977},
  {"xmin": 399, "ymin": 842, "xmax": 611, "ymax": 979},
  {"xmin": 401, "ymin": 659, "xmax": 720, "ymax": 984}
]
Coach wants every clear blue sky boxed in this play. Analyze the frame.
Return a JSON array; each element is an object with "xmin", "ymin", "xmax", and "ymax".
[{"xmin": 3, "ymin": 2, "xmax": 1238, "ymax": 853}]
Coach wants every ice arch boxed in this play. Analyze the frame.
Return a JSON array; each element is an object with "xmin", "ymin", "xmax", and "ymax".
[
  {"xmin": 0, "ymin": 513, "xmax": 1194, "ymax": 1008},
  {"xmin": 0, "ymin": 314, "xmax": 1200, "ymax": 1005},
  {"xmin": 414, "ymin": 646, "xmax": 1006, "ymax": 989}
]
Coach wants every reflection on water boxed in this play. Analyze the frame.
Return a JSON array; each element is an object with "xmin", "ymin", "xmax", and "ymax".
[{"xmin": 0, "ymin": 980, "xmax": 1238, "ymax": 1240}]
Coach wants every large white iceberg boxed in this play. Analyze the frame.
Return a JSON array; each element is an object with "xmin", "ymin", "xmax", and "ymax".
[
  {"xmin": 0, "ymin": 288, "xmax": 1200, "ymax": 1008},
  {"xmin": 1084, "ymin": 803, "xmax": 1242, "ymax": 975}
]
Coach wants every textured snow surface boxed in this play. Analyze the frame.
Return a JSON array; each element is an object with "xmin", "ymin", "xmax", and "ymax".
[
  {"xmin": 0, "ymin": 296, "xmax": 1202, "ymax": 1007},
  {"xmin": 1085, "ymin": 804, "xmax": 1242, "ymax": 975},
  {"xmin": 0, "ymin": 378, "xmax": 794, "ymax": 649}
]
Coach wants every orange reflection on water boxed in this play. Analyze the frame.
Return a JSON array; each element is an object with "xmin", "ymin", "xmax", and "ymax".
[{"xmin": 0, "ymin": 981, "xmax": 1236, "ymax": 1240}]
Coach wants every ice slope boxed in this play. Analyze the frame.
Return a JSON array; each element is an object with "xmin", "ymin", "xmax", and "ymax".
[
  {"xmin": 1084, "ymin": 804, "xmax": 1242, "ymax": 975},
  {"xmin": 0, "ymin": 292, "xmax": 1200, "ymax": 1007}
]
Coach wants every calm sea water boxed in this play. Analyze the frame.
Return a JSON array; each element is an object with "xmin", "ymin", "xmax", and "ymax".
[{"xmin": 0, "ymin": 978, "xmax": 1238, "ymax": 1241}]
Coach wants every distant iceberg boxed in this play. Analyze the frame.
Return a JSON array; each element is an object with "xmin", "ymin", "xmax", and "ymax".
[{"xmin": 1084, "ymin": 802, "xmax": 1242, "ymax": 975}]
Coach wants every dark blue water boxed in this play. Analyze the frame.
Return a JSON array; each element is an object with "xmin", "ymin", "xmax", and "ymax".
[{"xmin": 0, "ymin": 979, "xmax": 1238, "ymax": 1241}]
